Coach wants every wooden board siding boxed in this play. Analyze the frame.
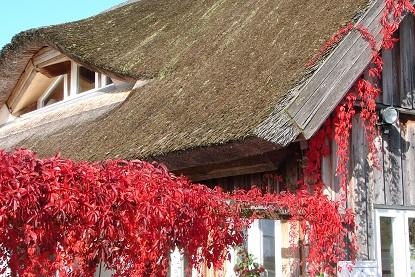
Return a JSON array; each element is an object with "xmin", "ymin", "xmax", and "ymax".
[
  {"xmin": 321, "ymin": 138, "xmax": 341, "ymax": 201},
  {"xmin": 285, "ymin": 2, "xmax": 415, "ymax": 142},
  {"xmin": 402, "ymin": 121, "xmax": 415, "ymax": 206},
  {"xmin": 348, "ymin": 118, "xmax": 415, "ymax": 259},
  {"xmin": 372, "ymin": 134, "xmax": 385, "ymax": 205},
  {"xmin": 381, "ymin": 14, "xmax": 415, "ymax": 109},
  {"xmin": 399, "ymin": 15, "xmax": 415, "ymax": 109},
  {"xmin": 350, "ymin": 116, "xmax": 372, "ymax": 259},
  {"xmin": 200, "ymin": 148, "xmax": 302, "ymax": 193},
  {"xmin": 353, "ymin": 119, "xmax": 415, "ymax": 208},
  {"xmin": 381, "ymin": 45, "xmax": 400, "ymax": 106},
  {"xmin": 286, "ymin": 0, "xmax": 386, "ymax": 139},
  {"xmin": 382, "ymin": 122, "xmax": 404, "ymax": 206},
  {"xmin": 203, "ymin": 172, "xmax": 278, "ymax": 192},
  {"xmin": 281, "ymin": 221, "xmax": 301, "ymax": 277}
]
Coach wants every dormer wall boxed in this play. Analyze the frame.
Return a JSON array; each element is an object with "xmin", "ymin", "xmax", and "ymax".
[{"xmin": 3, "ymin": 47, "xmax": 115, "ymax": 119}]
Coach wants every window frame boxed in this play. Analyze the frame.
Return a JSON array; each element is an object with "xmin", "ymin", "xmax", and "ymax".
[
  {"xmin": 6, "ymin": 47, "xmax": 114, "ymax": 118},
  {"xmin": 375, "ymin": 208, "xmax": 415, "ymax": 277},
  {"xmin": 247, "ymin": 219, "xmax": 283, "ymax": 277}
]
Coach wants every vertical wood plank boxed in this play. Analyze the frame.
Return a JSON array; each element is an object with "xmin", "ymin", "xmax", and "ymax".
[
  {"xmin": 322, "ymin": 138, "xmax": 335, "ymax": 200},
  {"xmin": 402, "ymin": 121, "xmax": 415, "ymax": 206},
  {"xmin": 350, "ymin": 116, "xmax": 370, "ymax": 259},
  {"xmin": 329, "ymin": 139, "xmax": 341, "ymax": 202},
  {"xmin": 381, "ymin": 46, "xmax": 400, "ymax": 106},
  {"xmin": 285, "ymin": 155, "xmax": 299, "ymax": 191},
  {"xmin": 400, "ymin": 15, "xmax": 415, "ymax": 109},
  {"xmin": 371, "ymin": 134, "xmax": 385, "ymax": 205},
  {"xmin": 366, "ymin": 130, "xmax": 383, "ymax": 260},
  {"xmin": 280, "ymin": 221, "xmax": 300, "ymax": 277},
  {"xmin": 383, "ymin": 122, "xmax": 404, "ymax": 206}
]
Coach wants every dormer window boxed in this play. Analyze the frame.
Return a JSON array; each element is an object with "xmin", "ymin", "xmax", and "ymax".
[{"xmin": 6, "ymin": 47, "xmax": 113, "ymax": 117}]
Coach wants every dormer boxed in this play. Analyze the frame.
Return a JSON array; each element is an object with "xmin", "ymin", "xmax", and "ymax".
[{"xmin": 1, "ymin": 47, "xmax": 117, "ymax": 123}]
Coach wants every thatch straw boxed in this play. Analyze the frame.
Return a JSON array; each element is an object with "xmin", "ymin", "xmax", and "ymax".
[{"xmin": 0, "ymin": 0, "xmax": 368, "ymax": 161}]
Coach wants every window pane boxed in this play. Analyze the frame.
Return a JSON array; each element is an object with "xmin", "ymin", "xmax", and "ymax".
[
  {"xmin": 79, "ymin": 66, "xmax": 95, "ymax": 93},
  {"xmin": 380, "ymin": 217, "xmax": 394, "ymax": 276},
  {"xmin": 408, "ymin": 218, "xmax": 415, "ymax": 276},
  {"xmin": 261, "ymin": 220, "xmax": 275, "ymax": 277}
]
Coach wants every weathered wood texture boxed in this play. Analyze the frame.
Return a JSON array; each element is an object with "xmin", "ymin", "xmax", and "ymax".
[
  {"xmin": 399, "ymin": 15, "xmax": 415, "ymax": 109},
  {"xmin": 168, "ymin": 143, "xmax": 297, "ymax": 182},
  {"xmin": 286, "ymin": 2, "xmax": 415, "ymax": 141},
  {"xmin": 402, "ymin": 120, "xmax": 415, "ymax": 205},
  {"xmin": 381, "ymin": 14, "xmax": 415, "ymax": 108},
  {"xmin": 371, "ymin": 134, "xmax": 385, "ymax": 205},
  {"xmin": 383, "ymin": 122, "xmax": 404, "ymax": 205},
  {"xmin": 201, "ymin": 151, "xmax": 301, "ymax": 193},
  {"xmin": 352, "ymin": 119, "xmax": 414, "ymax": 207},
  {"xmin": 286, "ymin": 0, "xmax": 386, "ymax": 139},
  {"xmin": 321, "ymin": 138, "xmax": 340, "ymax": 201},
  {"xmin": 348, "ymin": 118, "xmax": 415, "ymax": 259},
  {"xmin": 349, "ymin": 116, "xmax": 373, "ymax": 259},
  {"xmin": 381, "ymin": 45, "xmax": 400, "ymax": 106},
  {"xmin": 157, "ymin": 138, "xmax": 281, "ymax": 173},
  {"xmin": 202, "ymin": 172, "xmax": 272, "ymax": 191}
]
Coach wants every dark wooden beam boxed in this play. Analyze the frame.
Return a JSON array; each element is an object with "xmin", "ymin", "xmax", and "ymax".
[
  {"xmin": 187, "ymin": 163, "xmax": 277, "ymax": 182},
  {"xmin": 152, "ymin": 140, "xmax": 298, "ymax": 181},
  {"xmin": 38, "ymin": 61, "xmax": 71, "ymax": 78},
  {"xmin": 151, "ymin": 137, "xmax": 281, "ymax": 172}
]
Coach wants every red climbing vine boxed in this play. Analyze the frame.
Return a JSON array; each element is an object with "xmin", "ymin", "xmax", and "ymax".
[
  {"xmin": 0, "ymin": 149, "xmax": 251, "ymax": 276},
  {"xmin": 300, "ymin": 0, "xmax": 415, "ymax": 275},
  {"xmin": 2, "ymin": 1, "xmax": 415, "ymax": 277},
  {"xmin": 0, "ymin": 149, "xmax": 355, "ymax": 277},
  {"xmin": 231, "ymin": 186, "xmax": 356, "ymax": 276},
  {"xmin": 307, "ymin": 0, "xmax": 415, "ymax": 194}
]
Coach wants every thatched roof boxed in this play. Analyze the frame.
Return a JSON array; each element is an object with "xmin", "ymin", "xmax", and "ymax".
[{"xmin": 0, "ymin": 0, "xmax": 369, "ymax": 161}]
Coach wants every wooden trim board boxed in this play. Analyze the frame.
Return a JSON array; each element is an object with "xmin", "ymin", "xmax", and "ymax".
[{"xmin": 285, "ymin": 0, "xmax": 414, "ymax": 139}]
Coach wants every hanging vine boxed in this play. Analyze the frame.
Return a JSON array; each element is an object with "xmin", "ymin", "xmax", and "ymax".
[
  {"xmin": 0, "ymin": 149, "xmax": 356, "ymax": 277},
  {"xmin": 1, "ymin": 1, "xmax": 415, "ymax": 277},
  {"xmin": 307, "ymin": 0, "xmax": 415, "ymax": 193},
  {"xmin": 297, "ymin": 0, "xmax": 415, "ymax": 275}
]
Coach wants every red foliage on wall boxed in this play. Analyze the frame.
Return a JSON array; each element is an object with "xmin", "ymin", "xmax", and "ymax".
[
  {"xmin": 307, "ymin": 0, "xmax": 415, "ymax": 195},
  {"xmin": 301, "ymin": 1, "xmax": 415, "ymax": 275},
  {"xmin": 232, "ymin": 187, "xmax": 355, "ymax": 276},
  {"xmin": 0, "ymin": 149, "xmax": 356, "ymax": 277},
  {"xmin": 0, "ymin": 149, "xmax": 249, "ymax": 276},
  {"xmin": 1, "ymin": 2, "xmax": 415, "ymax": 277}
]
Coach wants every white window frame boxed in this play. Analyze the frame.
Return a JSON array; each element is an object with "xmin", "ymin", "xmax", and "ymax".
[
  {"xmin": 37, "ymin": 74, "xmax": 69, "ymax": 109},
  {"xmin": 69, "ymin": 61, "xmax": 111, "ymax": 99},
  {"xmin": 169, "ymin": 247, "xmax": 237, "ymax": 277},
  {"xmin": 375, "ymin": 208, "xmax": 415, "ymax": 277},
  {"xmin": 21, "ymin": 61, "xmax": 114, "ymax": 119},
  {"xmin": 169, "ymin": 248, "xmax": 185, "ymax": 277},
  {"xmin": 36, "ymin": 61, "xmax": 113, "ymax": 111},
  {"xmin": 247, "ymin": 219, "xmax": 282, "ymax": 277}
]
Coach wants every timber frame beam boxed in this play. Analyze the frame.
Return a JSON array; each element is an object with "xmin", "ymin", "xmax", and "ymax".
[{"xmin": 151, "ymin": 138, "xmax": 298, "ymax": 181}]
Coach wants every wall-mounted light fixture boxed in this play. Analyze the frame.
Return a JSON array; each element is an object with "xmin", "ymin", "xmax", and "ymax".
[{"xmin": 380, "ymin": 107, "xmax": 398, "ymax": 125}]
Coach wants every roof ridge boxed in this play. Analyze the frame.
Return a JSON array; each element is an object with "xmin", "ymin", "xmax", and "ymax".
[{"xmin": 101, "ymin": 0, "xmax": 143, "ymax": 13}]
